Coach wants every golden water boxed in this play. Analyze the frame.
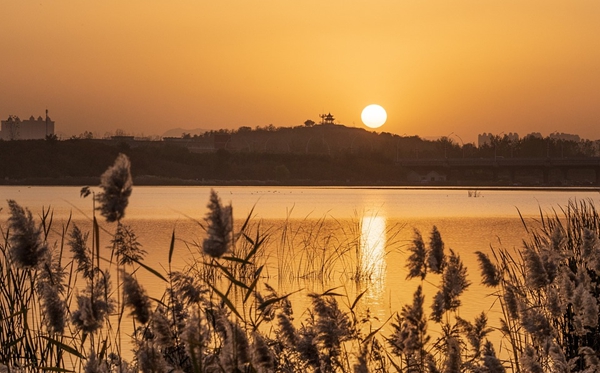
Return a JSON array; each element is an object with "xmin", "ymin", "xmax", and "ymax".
[{"xmin": 2, "ymin": 185, "xmax": 599, "ymax": 361}]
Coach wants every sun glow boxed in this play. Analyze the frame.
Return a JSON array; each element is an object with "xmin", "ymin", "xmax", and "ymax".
[{"xmin": 361, "ymin": 104, "xmax": 387, "ymax": 129}]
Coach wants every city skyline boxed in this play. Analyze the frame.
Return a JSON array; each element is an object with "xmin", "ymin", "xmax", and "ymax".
[{"xmin": 2, "ymin": 1, "xmax": 600, "ymax": 143}]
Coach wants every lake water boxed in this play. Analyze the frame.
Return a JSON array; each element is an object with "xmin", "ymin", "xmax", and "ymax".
[{"xmin": 2, "ymin": 185, "xmax": 600, "ymax": 358}]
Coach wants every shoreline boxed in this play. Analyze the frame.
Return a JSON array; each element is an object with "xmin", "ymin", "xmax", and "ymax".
[{"xmin": 2, "ymin": 176, "xmax": 599, "ymax": 192}]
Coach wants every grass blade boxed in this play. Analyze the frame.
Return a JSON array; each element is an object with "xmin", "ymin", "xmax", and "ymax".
[
  {"xmin": 209, "ymin": 284, "xmax": 243, "ymax": 320},
  {"xmin": 168, "ymin": 230, "xmax": 175, "ymax": 265},
  {"xmin": 40, "ymin": 336, "xmax": 85, "ymax": 359},
  {"xmin": 127, "ymin": 256, "xmax": 168, "ymax": 282},
  {"xmin": 244, "ymin": 265, "xmax": 264, "ymax": 303}
]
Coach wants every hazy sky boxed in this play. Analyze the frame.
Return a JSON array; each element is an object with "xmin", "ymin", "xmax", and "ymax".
[{"xmin": 2, "ymin": 1, "xmax": 600, "ymax": 142}]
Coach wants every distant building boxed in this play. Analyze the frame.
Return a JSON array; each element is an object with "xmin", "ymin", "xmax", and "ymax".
[
  {"xmin": 478, "ymin": 132, "xmax": 519, "ymax": 147},
  {"xmin": 549, "ymin": 132, "xmax": 580, "ymax": 142},
  {"xmin": 1, "ymin": 111, "xmax": 55, "ymax": 140}
]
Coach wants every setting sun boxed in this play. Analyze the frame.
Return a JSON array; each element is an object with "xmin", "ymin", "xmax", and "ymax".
[{"xmin": 361, "ymin": 104, "xmax": 387, "ymax": 129}]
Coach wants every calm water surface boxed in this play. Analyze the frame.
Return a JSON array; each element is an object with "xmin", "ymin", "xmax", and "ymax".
[{"xmin": 2, "ymin": 185, "xmax": 600, "ymax": 353}]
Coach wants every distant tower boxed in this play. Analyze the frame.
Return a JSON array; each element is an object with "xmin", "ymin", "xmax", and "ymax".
[
  {"xmin": 319, "ymin": 112, "xmax": 335, "ymax": 125},
  {"xmin": 45, "ymin": 109, "xmax": 49, "ymax": 137}
]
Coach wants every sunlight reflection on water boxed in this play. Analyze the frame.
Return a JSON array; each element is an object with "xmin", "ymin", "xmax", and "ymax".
[{"xmin": 360, "ymin": 215, "xmax": 386, "ymax": 299}]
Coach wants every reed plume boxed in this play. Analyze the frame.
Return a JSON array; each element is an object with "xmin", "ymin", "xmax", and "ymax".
[
  {"xmin": 181, "ymin": 308, "xmax": 209, "ymax": 371},
  {"xmin": 427, "ymin": 226, "xmax": 445, "ymax": 274},
  {"xmin": 406, "ymin": 229, "xmax": 427, "ymax": 280},
  {"xmin": 276, "ymin": 311, "xmax": 299, "ymax": 348},
  {"xmin": 456, "ymin": 312, "xmax": 492, "ymax": 357},
  {"xmin": 482, "ymin": 341, "xmax": 505, "ymax": 373},
  {"xmin": 170, "ymin": 271, "xmax": 205, "ymax": 306},
  {"xmin": 151, "ymin": 308, "xmax": 174, "ymax": 349},
  {"xmin": 519, "ymin": 304, "xmax": 552, "ymax": 343},
  {"xmin": 112, "ymin": 223, "xmax": 146, "ymax": 266},
  {"xmin": 69, "ymin": 224, "xmax": 93, "ymax": 279},
  {"xmin": 72, "ymin": 270, "xmax": 115, "ymax": 334},
  {"xmin": 308, "ymin": 293, "xmax": 352, "ymax": 372},
  {"xmin": 36, "ymin": 251, "xmax": 67, "ymax": 334},
  {"xmin": 475, "ymin": 251, "xmax": 500, "ymax": 287},
  {"xmin": 432, "ymin": 249, "xmax": 470, "ymax": 322},
  {"xmin": 503, "ymin": 284, "xmax": 520, "ymax": 320},
  {"xmin": 572, "ymin": 282, "xmax": 599, "ymax": 335},
  {"xmin": 122, "ymin": 270, "xmax": 151, "ymax": 324},
  {"xmin": 389, "ymin": 285, "xmax": 429, "ymax": 356},
  {"xmin": 96, "ymin": 153, "xmax": 133, "ymax": 223},
  {"xmin": 6, "ymin": 199, "xmax": 48, "ymax": 268},
  {"xmin": 581, "ymin": 228, "xmax": 598, "ymax": 259},
  {"xmin": 202, "ymin": 189, "xmax": 233, "ymax": 258},
  {"xmin": 523, "ymin": 244, "xmax": 549, "ymax": 289},
  {"xmin": 444, "ymin": 336, "xmax": 461, "ymax": 373}
]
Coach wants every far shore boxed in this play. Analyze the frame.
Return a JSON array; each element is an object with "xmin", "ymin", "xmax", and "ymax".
[{"xmin": 2, "ymin": 176, "xmax": 600, "ymax": 192}]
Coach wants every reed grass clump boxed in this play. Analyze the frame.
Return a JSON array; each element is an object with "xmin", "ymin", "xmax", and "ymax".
[
  {"xmin": 390, "ymin": 225, "xmax": 503, "ymax": 373},
  {"xmin": 5, "ymin": 153, "xmax": 600, "ymax": 372},
  {"xmin": 474, "ymin": 199, "xmax": 600, "ymax": 373}
]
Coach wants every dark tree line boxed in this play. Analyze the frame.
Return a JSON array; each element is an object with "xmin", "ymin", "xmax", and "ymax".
[
  {"xmin": 1, "ymin": 125, "xmax": 597, "ymax": 185},
  {"xmin": 0, "ymin": 138, "xmax": 406, "ymax": 185}
]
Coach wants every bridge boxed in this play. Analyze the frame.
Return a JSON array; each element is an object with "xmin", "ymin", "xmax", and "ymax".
[{"xmin": 396, "ymin": 157, "xmax": 600, "ymax": 185}]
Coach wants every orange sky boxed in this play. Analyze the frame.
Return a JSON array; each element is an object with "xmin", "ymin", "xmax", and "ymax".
[{"xmin": 2, "ymin": 1, "xmax": 600, "ymax": 143}]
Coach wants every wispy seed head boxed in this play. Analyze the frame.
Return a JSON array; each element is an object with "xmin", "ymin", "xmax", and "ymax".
[
  {"xmin": 171, "ymin": 271, "xmax": 205, "ymax": 305},
  {"xmin": 71, "ymin": 271, "xmax": 115, "ymax": 334},
  {"xmin": 427, "ymin": 226, "xmax": 445, "ymax": 274},
  {"xmin": 122, "ymin": 270, "xmax": 151, "ymax": 324},
  {"xmin": 96, "ymin": 153, "xmax": 133, "ymax": 223},
  {"xmin": 69, "ymin": 224, "xmax": 93, "ymax": 279},
  {"xmin": 7, "ymin": 200, "xmax": 48, "ymax": 269},
  {"xmin": 476, "ymin": 251, "xmax": 500, "ymax": 287},
  {"xmin": 112, "ymin": 224, "xmax": 145, "ymax": 266},
  {"xmin": 406, "ymin": 229, "xmax": 427, "ymax": 280},
  {"xmin": 523, "ymin": 245, "xmax": 549, "ymax": 289},
  {"xmin": 202, "ymin": 190, "xmax": 233, "ymax": 258}
]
